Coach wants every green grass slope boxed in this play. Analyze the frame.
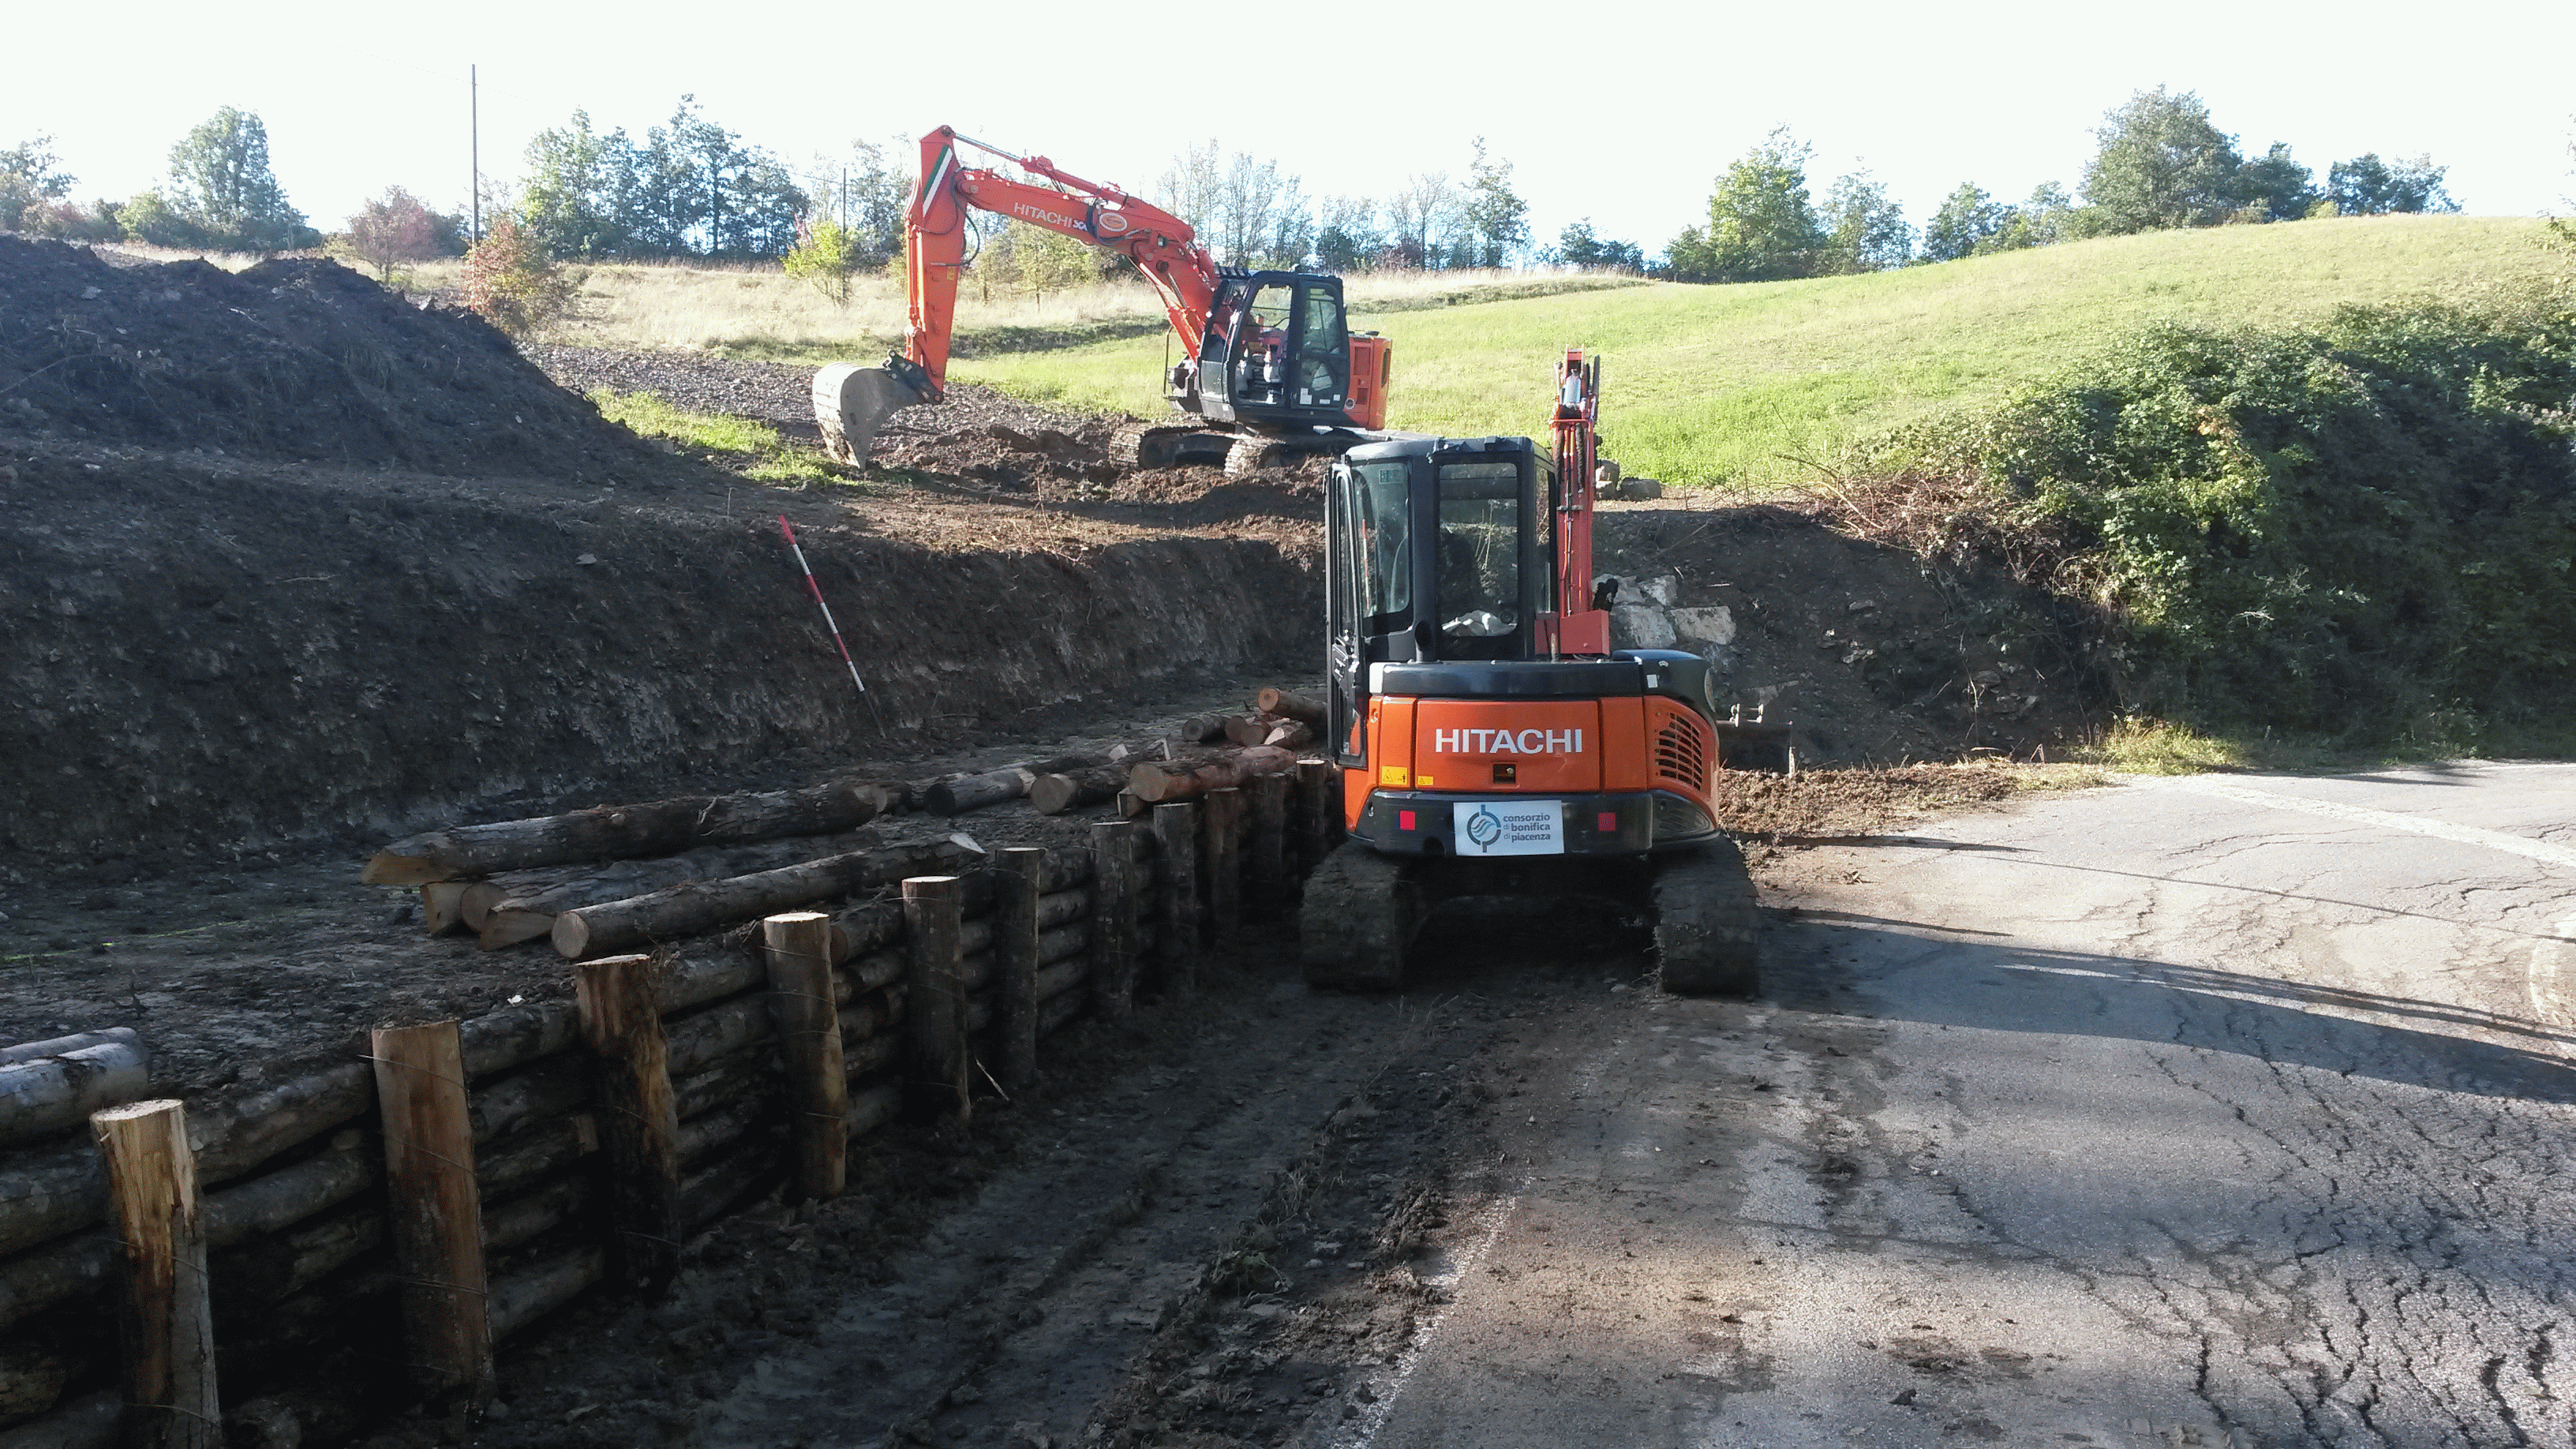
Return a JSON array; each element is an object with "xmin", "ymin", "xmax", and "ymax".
[{"xmin": 952, "ymin": 215, "xmax": 2560, "ymax": 489}]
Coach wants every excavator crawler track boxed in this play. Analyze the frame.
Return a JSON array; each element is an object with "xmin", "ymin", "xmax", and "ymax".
[
  {"xmin": 1650, "ymin": 835, "xmax": 1762, "ymax": 998},
  {"xmin": 1298, "ymin": 841, "xmax": 1419, "ymax": 990}
]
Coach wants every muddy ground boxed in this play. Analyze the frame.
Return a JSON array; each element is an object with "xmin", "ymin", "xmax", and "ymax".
[{"xmin": 1, "ymin": 237, "xmax": 2122, "ymax": 1443}]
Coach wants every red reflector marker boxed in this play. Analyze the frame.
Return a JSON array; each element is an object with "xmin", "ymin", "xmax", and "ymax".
[
  {"xmin": 1597, "ymin": 811, "xmax": 1619, "ymax": 832},
  {"xmin": 1398, "ymin": 810, "xmax": 1417, "ymax": 832}
]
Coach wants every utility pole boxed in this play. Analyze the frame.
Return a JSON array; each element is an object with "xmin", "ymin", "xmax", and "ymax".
[{"xmin": 470, "ymin": 64, "xmax": 481, "ymax": 245}]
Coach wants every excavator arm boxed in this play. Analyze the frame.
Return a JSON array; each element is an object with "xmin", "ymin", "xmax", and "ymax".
[
  {"xmin": 817, "ymin": 126, "xmax": 1225, "ymax": 462},
  {"xmin": 894, "ymin": 128, "xmax": 1219, "ymax": 398}
]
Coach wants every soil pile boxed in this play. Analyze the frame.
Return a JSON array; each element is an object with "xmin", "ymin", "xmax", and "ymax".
[{"xmin": 0, "ymin": 238, "xmax": 651, "ymax": 476}]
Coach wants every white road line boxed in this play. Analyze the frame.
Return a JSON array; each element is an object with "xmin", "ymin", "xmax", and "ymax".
[
  {"xmin": 1329, "ymin": 1178, "xmax": 1524, "ymax": 1449},
  {"xmin": 2152, "ymin": 775, "xmax": 2576, "ymax": 872}
]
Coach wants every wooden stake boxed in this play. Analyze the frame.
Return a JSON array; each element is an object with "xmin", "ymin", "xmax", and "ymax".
[
  {"xmin": 1151, "ymin": 803, "xmax": 1200, "ymax": 994},
  {"xmin": 1203, "ymin": 786, "xmax": 1245, "ymax": 941},
  {"xmin": 1296, "ymin": 758, "xmax": 1337, "ymax": 878},
  {"xmin": 760, "ymin": 914, "xmax": 847, "ymax": 1200},
  {"xmin": 573, "ymin": 955, "xmax": 681, "ymax": 1295},
  {"xmin": 994, "ymin": 850, "xmax": 1046, "ymax": 1091},
  {"xmin": 902, "ymin": 878, "xmax": 971, "ymax": 1128},
  {"xmin": 92, "ymin": 1099, "xmax": 219, "ymax": 1448},
  {"xmin": 369, "ymin": 1020, "xmax": 492, "ymax": 1402},
  {"xmin": 1091, "ymin": 820, "xmax": 1144, "ymax": 1018},
  {"xmin": 421, "ymin": 882, "xmax": 473, "ymax": 936},
  {"xmin": 1250, "ymin": 773, "xmax": 1290, "ymax": 921}
]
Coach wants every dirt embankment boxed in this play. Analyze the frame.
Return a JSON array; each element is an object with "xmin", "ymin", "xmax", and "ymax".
[{"xmin": 0, "ymin": 239, "xmax": 1324, "ymax": 883}]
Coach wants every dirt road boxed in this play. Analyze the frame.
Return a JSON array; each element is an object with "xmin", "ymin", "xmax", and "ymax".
[{"xmin": 427, "ymin": 763, "xmax": 2576, "ymax": 1449}]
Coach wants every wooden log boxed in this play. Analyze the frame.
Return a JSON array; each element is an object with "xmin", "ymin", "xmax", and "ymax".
[
  {"xmin": 361, "ymin": 779, "xmax": 900, "ymax": 885},
  {"xmin": 190, "ymin": 1064, "xmax": 374, "ymax": 1185},
  {"xmin": 574, "ymin": 955, "xmax": 680, "ymax": 1297},
  {"xmin": 672, "ymin": 1054, "xmax": 775, "ymax": 1123},
  {"xmin": 1296, "ymin": 758, "xmax": 1337, "ymax": 878},
  {"xmin": 679, "ymin": 1137, "xmax": 779, "ymax": 1234},
  {"xmin": 265, "ymin": 1200, "xmax": 384, "ymax": 1302},
  {"xmin": 1170, "ymin": 713, "xmax": 1230, "ymax": 744},
  {"xmin": 760, "ymin": 914, "xmax": 846, "ymax": 1200},
  {"xmin": 993, "ymin": 849, "xmax": 1045, "ymax": 1092},
  {"xmin": 1127, "ymin": 746, "xmax": 1294, "ymax": 805},
  {"xmin": 367, "ymin": 1021, "xmax": 492, "ymax": 1403},
  {"xmin": 1250, "ymin": 773, "xmax": 1291, "ymax": 921},
  {"xmin": 1256, "ymin": 687, "xmax": 1327, "ymax": 727},
  {"xmin": 675, "ymin": 1096, "xmax": 771, "ymax": 1168},
  {"xmin": 552, "ymin": 837, "xmax": 981, "ymax": 960},
  {"xmin": 843, "ymin": 1030, "xmax": 900, "ymax": 1080},
  {"xmin": 1028, "ymin": 766, "xmax": 1130, "ymax": 816},
  {"xmin": 421, "ymin": 882, "xmax": 473, "ymax": 936},
  {"xmin": 664, "ymin": 994, "xmax": 777, "ymax": 1078},
  {"xmin": 201, "ymin": 1131, "xmax": 375, "ymax": 1249},
  {"xmin": 1220, "ymin": 713, "xmax": 1275, "ymax": 748},
  {"xmin": 455, "ymin": 1002, "xmax": 579, "ymax": 1082},
  {"xmin": 474, "ymin": 1114, "xmax": 595, "ymax": 1200},
  {"xmin": 1203, "ymin": 786, "xmax": 1245, "ymax": 941},
  {"xmin": 92, "ymin": 1100, "xmax": 218, "ymax": 1449},
  {"xmin": 1151, "ymin": 803, "xmax": 1200, "ymax": 994},
  {"xmin": 844, "ymin": 1081, "xmax": 902, "ymax": 1141},
  {"xmin": 1091, "ymin": 822, "xmax": 1144, "ymax": 1020},
  {"xmin": 826, "ymin": 900, "xmax": 904, "ymax": 967},
  {"xmin": 455, "ymin": 882, "xmax": 508, "ymax": 933},
  {"xmin": 0, "ymin": 1032, "xmax": 149, "ymax": 1147},
  {"xmin": 467, "ymin": 1058, "xmax": 588, "ymax": 1145},
  {"xmin": 1039, "ymin": 987, "xmax": 1087, "ymax": 1036},
  {"xmin": 0, "ymin": 1391, "xmax": 118, "ymax": 1449},
  {"xmin": 1262, "ymin": 720, "xmax": 1316, "ymax": 751},
  {"xmin": 486, "ymin": 1244, "xmax": 604, "ymax": 1343},
  {"xmin": 478, "ymin": 1175, "xmax": 590, "ymax": 1256},
  {"xmin": 902, "ymin": 878, "xmax": 971, "ymax": 1129},
  {"xmin": 470, "ymin": 833, "xmax": 882, "ymax": 948},
  {"xmin": 1115, "ymin": 789, "xmax": 1144, "ymax": 820}
]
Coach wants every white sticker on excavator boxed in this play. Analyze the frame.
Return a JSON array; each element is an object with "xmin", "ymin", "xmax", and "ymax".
[{"xmin": 1454, "ymin": 801, "xmax": 1563, "ymax": 856}]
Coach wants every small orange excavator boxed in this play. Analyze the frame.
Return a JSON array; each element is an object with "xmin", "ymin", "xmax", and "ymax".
[
  {"xmin": 1299, "ymin": 350, "xmax": 1761, "ymax": 994},
  {"xmin": 814, "ymin": 125, "xmax": 1391, "ymax": 473}
]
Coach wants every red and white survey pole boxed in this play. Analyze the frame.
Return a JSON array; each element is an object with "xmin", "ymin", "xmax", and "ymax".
[{"xmin": 778, "ymin": 515, "xmax": 883, "ymax": 732}]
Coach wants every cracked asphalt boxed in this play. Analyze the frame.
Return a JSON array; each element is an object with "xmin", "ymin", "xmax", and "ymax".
[{"xmin": 1354, "ymin": 762, "xmax": 2576, "ymax": 1449}]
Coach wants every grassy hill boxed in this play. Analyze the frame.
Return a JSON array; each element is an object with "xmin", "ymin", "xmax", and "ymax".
[{"xmin": 952, "ymin": 215, "xmax": 2562, "ymax": 489}]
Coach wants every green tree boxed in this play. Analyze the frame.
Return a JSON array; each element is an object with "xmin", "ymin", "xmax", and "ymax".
[
  {"xmin": 978, "ymin": 220, "xmax": 1097, "ymax": 305},
  {"xmin": 1819, "ymin": 170, "xmax": 1911, "ymax": 271},
  {"xmin": 1666, "ymin": 128, "xmax": 1825, "ymax": 283},
  {"xmin": 2236, "ymin": 142, "xmax": 2320, "ymax": 222},
  {"xmin": 2327, "ymin": 153, "xmax": 2458, "ymax": 215},
  {"xmin": 155, "ymin": 107, "xmax": 317, "ymax": 251},
  {"xmin": 521, "ymin": 110, "xmax": 641, "ymax": 258},
  {"xmin": 1554, "ymin": 218, "xmax": 1643, "ymax": 271},
  {"xmin": 1920, "ymin": 182, "xmax": 2004, "ymax": 262},
  {"xmin": 1460, "ymin": 137, "xmax": 1528, "ymax": 268},
  {"xmin": 782, "ymin": 216, "xmax": 860, "ymax": 306},
  {"xmin": 2080, "ymin": 88, "xmax": 2244, "ymax": 234},
  {"xmin": 1, "ymin": 136, "xmax": 75, "ymax": 231},
  {"xmin": 1315, "ymin": 195, "xmax": 1382, "ymax": 272},
  {"xmin": 462, "ymin": 212, "xmax": 576, "ymax": 335}
]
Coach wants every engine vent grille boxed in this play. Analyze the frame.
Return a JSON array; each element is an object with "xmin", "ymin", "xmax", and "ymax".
[{"xmin": 1655, "ymin": 716, "xmax": 1709, "ymax": 790}]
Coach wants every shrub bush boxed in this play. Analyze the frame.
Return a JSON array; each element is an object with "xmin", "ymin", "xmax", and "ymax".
[{"xmin": 1871, "ymin": 287, "xmax": 2576, "ymax": 740}]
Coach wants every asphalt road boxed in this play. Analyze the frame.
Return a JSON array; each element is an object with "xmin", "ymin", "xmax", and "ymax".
[{"xmin": 1338, "ymin": 762, "xmax": 2576, "ymax": 1449}]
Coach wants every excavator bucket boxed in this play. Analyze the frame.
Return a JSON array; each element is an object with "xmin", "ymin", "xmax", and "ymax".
[{"xmin": 813, "ymin": 363, "xmax": 930, "ymax": 465}]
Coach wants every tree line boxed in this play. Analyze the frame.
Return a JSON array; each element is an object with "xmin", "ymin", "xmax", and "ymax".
[
  {"xmin": 1671, "ymin": 88, "xmax": 2460, "ymax": 284},
  {"xmin": 1, "ymin": 85, "xmax": 2478, "ymax": 294}
]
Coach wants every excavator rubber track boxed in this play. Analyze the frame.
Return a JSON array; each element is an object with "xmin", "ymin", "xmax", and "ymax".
[
  {"xmin": 1298, "ymin": 840, "xmax": 1419, "ymax": 990},
  {"xmin": 1649, "ymin": 835, "xmax": 1762, "ymax": 998}
]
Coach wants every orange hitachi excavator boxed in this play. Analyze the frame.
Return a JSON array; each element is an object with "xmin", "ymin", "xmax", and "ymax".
[
  {"xmin": 1299, "ymin": 350, "xmax": 1762, "ymax": 995},
  {"xmin": 814, "ymin": 125, "xmax": 1392, "ymax": 474}
]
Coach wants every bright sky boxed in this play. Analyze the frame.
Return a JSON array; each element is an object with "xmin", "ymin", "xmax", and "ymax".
[{"xmin": 8, "ymin": 0, "xmax": 2570, "ymax": 253}]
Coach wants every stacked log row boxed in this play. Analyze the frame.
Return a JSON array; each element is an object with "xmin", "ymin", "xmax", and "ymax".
[{"xmin": 0, "ymin": 743, "xmax": 1339, "ymax": 1444}]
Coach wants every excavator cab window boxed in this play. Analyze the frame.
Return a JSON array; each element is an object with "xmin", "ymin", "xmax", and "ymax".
[
  {"xmin": 1436, "ymin": 462, "xmax": 1521, "ymax": 655},
  {"xmin": 1208, "ymin": 273, "xmax": 1353, "ymax": 421}
]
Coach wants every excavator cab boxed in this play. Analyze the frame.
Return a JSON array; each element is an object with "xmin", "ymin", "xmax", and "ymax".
[
  {"xmin": 1175, "ymin": 271, "xmax": 1387, "ymax": 432},
  {"xmin": 1301, "ymin": 429, "xmax": 1762, "ymax": 998}
]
